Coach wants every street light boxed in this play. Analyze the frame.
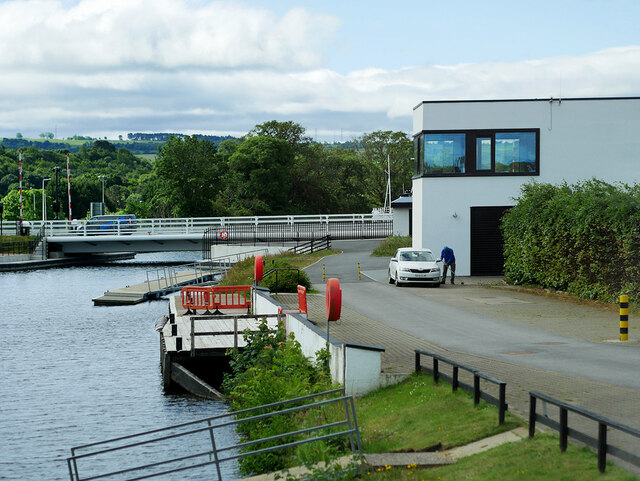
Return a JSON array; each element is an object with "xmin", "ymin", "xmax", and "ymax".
[
  {"xmin": 98, "ymin": 175, "xmax": 106, "ymax": 204},
  {"xmin": 42, "ymin": 178, "xmax": 51, "ymax": 223},
  {"xmin": 51, "ymin": 166, "xmax": 61, "ymax": 220}
]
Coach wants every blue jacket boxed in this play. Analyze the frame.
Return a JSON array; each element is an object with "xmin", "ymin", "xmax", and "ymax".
[{"xmin": 441, "ymin": 246, "xmax": 455, "ymax": 264}]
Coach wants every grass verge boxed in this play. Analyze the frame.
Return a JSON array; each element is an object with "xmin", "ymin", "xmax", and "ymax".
[
  {"xmin": 372, "ymin": 236, "xmax": 412, "ymax": 257},
  {"xmin": 219, "ymin": 249, "xmax": 340, "ymax": 291},
  {"xmin": 363, "ymin": 434, "xmax": 637, "ymax": 480},
  {"xmin": 357, "ymin": 373, "xmax": 521, "ymax": 453}
]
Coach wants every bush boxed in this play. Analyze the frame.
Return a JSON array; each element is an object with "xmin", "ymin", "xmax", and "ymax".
[
  {"xmin": 502, "ymin": 180, "xmax": 640, "ymax": 302},
  {"xmin": 223, "ymin": 320, "xmax": 335, "ymax": 475},
  {"xmin": 259, "ymin": 258, "xmax": 312, "ymax": 293}
]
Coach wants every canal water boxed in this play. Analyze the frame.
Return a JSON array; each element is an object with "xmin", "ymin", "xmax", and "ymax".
[{"xmin": 0, "ymin": 253, "xmax": 240, "ymax": 481}]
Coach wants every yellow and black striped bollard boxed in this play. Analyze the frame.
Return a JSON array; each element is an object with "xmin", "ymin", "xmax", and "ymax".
[
  {"xmin": 358, "ymin": 263, "xmax": 361, "ymax": 280},
  {"xmin": 322, "ymin": 264, "xmax": 326, "ymax": 282},
  {"xmin": 620, "ymin": 295, "xmax": 629, "ymax": 341}
]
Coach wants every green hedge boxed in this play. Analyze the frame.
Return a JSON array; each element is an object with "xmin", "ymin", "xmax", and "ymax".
[{"xmin": 502, "ymin": 180, "xmax": 640, "ymax": 302}]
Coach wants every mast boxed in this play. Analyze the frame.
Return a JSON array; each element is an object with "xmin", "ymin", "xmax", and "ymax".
[
  {"xmin": 18, "ymin": 148, "xmax": 23, "ymax": 228},
  {"xmin": 66, "ymin": 153, "xmax": 73, "ymax": 221},
  {"xmin": 383, "ymin": 154, "xmax": 392, "ymax": 213}
]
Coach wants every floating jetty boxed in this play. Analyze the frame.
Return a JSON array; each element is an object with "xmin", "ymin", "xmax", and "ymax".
[
  {"xmin": 159, "ymin": 286, "xmax": 280, "ymax": 399},
  {"xmin": 93, "ymin": 262, "xmax": 223, "ymax": 305}
]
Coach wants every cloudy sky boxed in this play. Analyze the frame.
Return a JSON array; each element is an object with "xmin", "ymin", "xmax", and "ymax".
[{"xmin": 1, "ymin": 0, "xmax": 639, "ymax": 141}]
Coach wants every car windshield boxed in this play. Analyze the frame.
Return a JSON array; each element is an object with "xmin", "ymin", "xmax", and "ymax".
[{"xmin": 400, "ymin": 251, "xmax": 434, "ymax": 262}]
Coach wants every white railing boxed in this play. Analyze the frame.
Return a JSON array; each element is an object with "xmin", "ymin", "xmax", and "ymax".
[{"xmin": 2, "ymin": 213, "xmax": 392, "ymax": 238}]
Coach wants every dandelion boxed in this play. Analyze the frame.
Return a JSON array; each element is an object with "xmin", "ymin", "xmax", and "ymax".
[{"xmin": 386, "ymin": 464, "xmax": 392, "ymax": 470}]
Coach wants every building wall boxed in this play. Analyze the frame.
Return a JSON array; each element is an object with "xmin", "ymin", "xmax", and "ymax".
[
  {"xmin": 392, "ymin": 207, "xmax": 411, "ymax": 236},
  {"xmin": 412, "ymin": 98, "xmax": 640, "ymax": 276}
]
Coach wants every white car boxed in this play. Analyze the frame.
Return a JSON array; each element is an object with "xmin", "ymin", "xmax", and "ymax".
[{"xmin": 388, "ymin": 248, "xmax": 442, "ymax": 287}]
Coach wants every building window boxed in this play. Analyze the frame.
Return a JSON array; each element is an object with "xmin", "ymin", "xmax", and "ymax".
[
  {"xmin": 415, "ymin": 129, "xmax": 539, "ymax": 177},
  {"xmin": 424, "ymin": 133, "xmax": 466, "ymax": 174},
  {"xmin": 495, "ymin": 132, "xmax": 537, "ymax": 173},
  {"xmin": 476, "ymin": 137, "xmax": 492, "ymax": 171}
]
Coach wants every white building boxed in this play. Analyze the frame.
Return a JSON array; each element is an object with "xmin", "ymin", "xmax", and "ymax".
[{"xmin": 411, "ymin": 97, "xmax": 640, "ymax": 276}]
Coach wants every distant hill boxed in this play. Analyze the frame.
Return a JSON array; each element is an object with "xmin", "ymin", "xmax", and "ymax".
[
  {"xmin": 127, "ymin": 133, "xmax": 236, "ymax": 143},
  {"xmin": 1, "ymin": 133, "xmax": 237, "ymax": 156}
]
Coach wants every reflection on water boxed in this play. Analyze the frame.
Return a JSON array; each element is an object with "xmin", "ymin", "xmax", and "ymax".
[{"xmin": 0, "ymin": 253, "xmax": 239, "ymax": 480}]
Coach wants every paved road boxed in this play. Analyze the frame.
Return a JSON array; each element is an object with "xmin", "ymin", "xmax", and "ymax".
[{"xmin": 289, "ymin": 239, "xmax": 640, "ymax": 474}]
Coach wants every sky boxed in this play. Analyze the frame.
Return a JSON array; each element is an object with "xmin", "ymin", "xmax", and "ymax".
[{"xmin": 0, "ymin": 0, "xmax": 639, "ymax": 142}]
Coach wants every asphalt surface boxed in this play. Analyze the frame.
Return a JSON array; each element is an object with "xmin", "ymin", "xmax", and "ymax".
[{"xmin": 279, "ymin": 239, "xmax": 640, "ymax": 474}]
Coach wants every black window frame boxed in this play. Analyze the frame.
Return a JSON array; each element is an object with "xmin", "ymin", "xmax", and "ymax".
[{"xmin": 413, "ymin": 128, "xmax": 540, "ymax": 178}]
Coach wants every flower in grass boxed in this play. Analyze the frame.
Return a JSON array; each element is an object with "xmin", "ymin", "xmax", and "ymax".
[{"xmin": 385, "ymin": 465, "xmax": 391, "ymax": 470}]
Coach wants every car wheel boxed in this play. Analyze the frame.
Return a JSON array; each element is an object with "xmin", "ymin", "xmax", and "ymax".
[
  {"xmin": 395, "ymin": 280, "xmax": 403, "ymax": 287},
  {"xmin": 388, "ymin": 270, "xmax": 395, "ymax": 284}
]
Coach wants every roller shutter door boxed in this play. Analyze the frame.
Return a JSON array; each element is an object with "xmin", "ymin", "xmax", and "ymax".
[{"xmin": 470, "ymin": 206, "xmax": 511, "ymax": 276}]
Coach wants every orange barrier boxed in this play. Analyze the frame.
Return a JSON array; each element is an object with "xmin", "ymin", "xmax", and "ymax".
[
  {"xmin": 276, "ymin": 285, "xmax": 308, "ymax": 316},
  {"xmin": 297, "ymin": 285, "xmax": 307, "ymax": 314},
  {"xmin": 181, "ymin": 285, "xmax": 251, "ymax": 314}
]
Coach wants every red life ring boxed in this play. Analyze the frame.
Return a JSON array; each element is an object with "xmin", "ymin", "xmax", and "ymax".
[
  {"xmin": 325, "ymin": 278, "xmax": 342, "ymax": 322},
  {"xmin": 254, "ymin": 255, "xmax": 264, "ymax": 282},
  {"xmin": 219, "ymin": 229, "xmax": 229, "ymax": 240}
]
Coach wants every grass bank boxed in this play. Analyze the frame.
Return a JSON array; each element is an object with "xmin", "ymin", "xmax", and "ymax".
[
  {"xmin": 371, "ymin": 236, "xmax": 412, "ymax": 257},
  {"xmin": 219, "ymin": 248, "xmax": 340, "ymax": 291}
]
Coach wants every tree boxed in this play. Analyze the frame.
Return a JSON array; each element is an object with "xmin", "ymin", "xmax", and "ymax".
[
  {"xmin": 155, "ymin": 135, "xmax": 221, "ymax": 217},
  {"xmin": 247, "ymin": 120, "xmax": 312, "ymax": 152},
  {"xmin": 39, "ymin": 132, "xmax": 54, "ymax": 139},
  {"xmin": 224, "ymin": 136, "xmax": 294, "ymax": 215},
  {"xmin": 359, "ymin": 131, "xmax": 413, "ymax": 207},
  {"xmin": 16, "ymin": 133, "xmax": 22, "ymax": 139}
]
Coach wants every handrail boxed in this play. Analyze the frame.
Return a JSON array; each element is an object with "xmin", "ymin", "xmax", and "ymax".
[
  {"xmin": 67, "ymin": 389, "xmax": 362, "ymax": 481},
  {"xmin": 9, "ymin": 213, "xmax": 391, "ymax": 238},
  {"xmin": 415, "ymin": 349, "xmax": 508, "ymax": 424},
  {"xmin": 529, "ymin": 390, "xmax": 640, "ymax": 473}
]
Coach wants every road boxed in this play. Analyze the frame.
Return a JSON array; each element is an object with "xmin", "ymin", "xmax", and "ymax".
[
  {"xmin": 308, "ymin": 240, "xmax": 640, "ymax": 388},
  {"xmin": 294, "ymin": 239, "xmax": 640, "ymax": 472}
]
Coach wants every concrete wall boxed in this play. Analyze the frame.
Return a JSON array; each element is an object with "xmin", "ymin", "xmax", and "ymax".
[
  {"xmin": 412, "ymin": 98, "xmax": 640, "ymax": 275},
  {"xmin": 253, "ymin": 288, "xmax": 385, "ymax": 396},
  {"xmin": 392, "ymin": 208, "xmax": 411, "ymax": 236}
]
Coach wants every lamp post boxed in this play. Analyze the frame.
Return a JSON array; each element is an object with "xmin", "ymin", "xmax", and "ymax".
[
  {"xmin": 42, "ymin": 178, "xmax": 51, "ymax": 223},
  {"xmin": 51, "ymin": 166, "xmax": 61, "ymax": 220},
  {"xmin": 98, "ymin": 175, "xmax": 106, "ymax": 203}
]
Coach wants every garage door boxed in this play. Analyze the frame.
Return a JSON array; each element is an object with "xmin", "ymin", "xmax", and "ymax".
[{"xmin": 470, "ymin": 206, "xmax": 511, "ymax": 276}]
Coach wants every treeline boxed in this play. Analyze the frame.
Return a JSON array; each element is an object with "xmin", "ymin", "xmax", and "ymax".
[
  {"xmin": 0, "ymin": 141, "xmax": 152, "ymax": 220},
  {"xmin": 127, "ymin": 132, "xmax": 235, "ymax": 143},
  {"xmin": 502, "ymin": 180, "xmax": 640, "ymax": 302},
  {"xmin": 0, "ymin": 137, "xmax": 164, "ymax": 155},
  {"xmin": 0, "ymin": 120, "xmax": 413, "ymax": 220}
]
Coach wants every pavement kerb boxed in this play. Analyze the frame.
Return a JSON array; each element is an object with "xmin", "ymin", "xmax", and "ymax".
[{"xmin": 238, "ymin": 428, "xmax": 528, "ymax": 480}]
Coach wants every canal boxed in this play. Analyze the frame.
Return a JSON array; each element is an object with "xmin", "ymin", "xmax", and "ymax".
[{"xmin": 0, "ymin": 253, "xmax": 240, "ymax": 481}]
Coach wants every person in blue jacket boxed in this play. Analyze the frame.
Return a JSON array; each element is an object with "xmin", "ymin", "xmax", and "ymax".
[{"xmin": 439, "ymin": 246, "xmax": 456, "ymax": 285}]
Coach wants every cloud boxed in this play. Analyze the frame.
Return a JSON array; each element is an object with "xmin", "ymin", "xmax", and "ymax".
[
  {"xmin": 0, "ymin": 0, "xmax": 339, "ymax": 71},
  {"xmin": 0, "ymin": 0, "xmax": 639, "ymax": 139}
]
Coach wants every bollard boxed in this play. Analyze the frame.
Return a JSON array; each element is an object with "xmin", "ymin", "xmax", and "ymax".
[
  {"xmin": 176, "ymin": 337, "xmax": 182, "ymax": 351},
  {"xmin": 171, "ymin": 323, "xmax": 177, "ymax": 336},
  {"xmin": 620, "ymin": 295, "xmax": 629, "ymax": 341},
  {"xmin": 357, "ymin": 263, "xmax": 361, "ymax": 280},
  {"xmin": 322, "ymin": 264, "xmax": 326, "ymax": 282}
]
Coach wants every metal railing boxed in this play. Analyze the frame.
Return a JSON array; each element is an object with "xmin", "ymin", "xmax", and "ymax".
[
  {"xmin": 529, "ymin": 391, "xmax": 640, "ymax": 473},
  {"xmin": 0, "ymin": 225, "xmax": 44, "ymax": 257},
  {"xmin": 66, "ymin": 388, "xmax": 362, "ymax": 481},
  {"xmin": 186, "ymin": 313, "xmax": 282, "ymax": 355},
  {"xmin": 2, "ymin": 213, "xmax": 392, "ymax": 239},
  {"xmin": 289, "ymin": 235, "xmax": 332, "ymax": 254},
  {"xmin": 415, "ymin": 349, "xmax": 508, "ymax": 424},
  {"xmin": 144, "ymin": 249, "xmax": 269, "ymax": 293}
]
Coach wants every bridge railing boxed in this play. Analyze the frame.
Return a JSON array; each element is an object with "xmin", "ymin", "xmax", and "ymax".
[{"xmin": 12, "ymin": 213, "xmax": 392, "ymax": 238}]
